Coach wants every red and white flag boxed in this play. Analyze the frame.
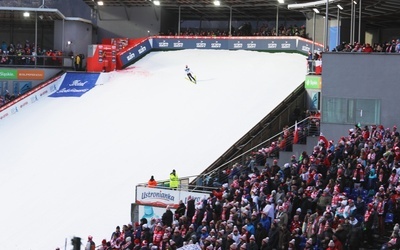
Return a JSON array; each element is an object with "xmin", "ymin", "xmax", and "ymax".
[{"xmin": 293, "ymin": 121, "xmax": 299, "ymax": 144}]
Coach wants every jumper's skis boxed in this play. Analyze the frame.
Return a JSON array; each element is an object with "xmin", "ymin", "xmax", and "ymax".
[{"xmin": 185, "ymin": 76, "xmax": 197, "ymax": 84}]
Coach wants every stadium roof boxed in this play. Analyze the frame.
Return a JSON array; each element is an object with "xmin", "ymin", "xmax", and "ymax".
[
  {"xmin": 81, "ymin": 0, "xmax": 400, "ymax": 29},
  {"xmin": 0, "ymin": 7, "xmax": 65, "ymax": 25}
]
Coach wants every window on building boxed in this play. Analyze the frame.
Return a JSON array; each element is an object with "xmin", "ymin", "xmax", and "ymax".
[{"xmin": 322, "ymin": 97, "xmax": 380, "ymax": 125}]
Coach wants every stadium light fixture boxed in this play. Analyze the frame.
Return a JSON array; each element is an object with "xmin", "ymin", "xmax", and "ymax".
[
  {"xmin": 214, "ymin": 1, "xmax": 221, "ymax": 6},
  {"xmin": 23, "ymin": 12, "xmax": 30, "ymax": 17},
  {"xmin": 337, "ymin": 4, "xmax": 343, "ymax": 10},
  {"xmin": 97, "ymin": 1, "xmax": 104, "ymax": 6},
  {"xmin": 288, "ymin": 0, "xmax": 337, "ymax": 9},
  {"xmin": 278, "ymin": 0, "xmax": 285, "ymax": 3},
  {"xmin": 153, "ymin": 0, "xmax": 160, "ymax": 6},
  {"xmin": 313, "ymin": 8, "xmax": 320, "ymax": 13}
]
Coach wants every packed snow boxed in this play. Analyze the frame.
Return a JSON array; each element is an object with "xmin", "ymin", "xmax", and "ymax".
[{"xmin": 0, "ymin": 49, "xmax": 306, "ymax": 250}]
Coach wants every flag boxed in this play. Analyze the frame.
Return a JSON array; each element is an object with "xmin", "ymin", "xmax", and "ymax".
[{"xmin": 293, "ymin": 121, "xmax": 299, "ymax": 144}]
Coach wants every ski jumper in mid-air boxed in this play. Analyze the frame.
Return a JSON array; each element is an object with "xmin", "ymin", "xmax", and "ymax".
[{"xmin": 185, "ymin": 65, "xmax": 196, "ymax": 83}]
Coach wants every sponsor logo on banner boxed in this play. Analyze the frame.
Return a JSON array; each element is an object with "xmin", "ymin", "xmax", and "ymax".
[
  {"xmin": 40, "ymin": 89, "xmax": 48, "ymax": 97},
  {"xmin": 281, "ymin": 42, "xmax": 291, "ymax": 49},
  {"xmin": 268, "ymin": 42, "xmax": 277, "ymax": 49},
  {"xmin": 30, "ymin": 95, "xmax": 39, "ymax": 104},
  {"xmin": 0, "ymin": 112, "xmax": 9, "ymax": 120},
  {"xmin": 138, "ymin": 46, "xmax": 146, "ymax": 54},
  {"xmin": 50, "ymin": 84, "xmax": 57, "ymax": 93},
  {"xmin": 196, "ymin": 41, "xmax": 206, "ymax": 48},
  {"xmin": 302, "ymin": 45, "xmax": 310, "ymax": 52},
  {"xmin": 211, "ymin": 41, "xmax": 221, "ymax": 48},
  {"xmin": 305, "ymin": 75, "xmax": 322, "ymax": 89},
  {"xmin": 0, "ymin": 69, "xmax": 44, "ymax": 80},
  {"xmin": 11, "ymin": 106, "xmax": 18, "ymax": 114},
  {"xmin": 234, "ymin": 42, "xmax": 243, "ymax": 49},
  {"xmin": 179, "ymin": 191, "xmax": 208, "ymax": 205},
  {"xmin": 0, "ymin": 69, "xmax": 17, "ymax": 80},
  {"xmin": 126, "ymin": 52, "xmax": 135, "ymax": 62},
  {"xmin": 136, "ymin": 187, "xmax": 209, "ymax": 208},
  {"xmin": 18, "ymin": 70, "xmax": 45, "ymax": 80},
  {"xmin": 159, "ymin": 40, "xmax": 169, "ymax": 47},
  {"xmin": 247, "ymin": 41, "xmax": 256, "ymax": 49},
  {"xmin": 173, "ymin": 41, "xmax": 184, "ymax": 48},
  {"xmin": 19, "ymin": 101, "xmax": 28, "ymax": 109},
  {"xmin": 49, "ymin": 73, "xmax": 100, "ymax": 98},
  {"xmin": 136, "ymin": 187, "xmax": 178, "ymax": 208}
]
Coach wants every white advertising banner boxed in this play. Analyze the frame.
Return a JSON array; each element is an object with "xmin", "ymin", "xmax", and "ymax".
[
  {"xmin": 135, "ymin": 186, "xmax": 210, "ymax": 209},
  {"xmin": 0, "ymin": 74, "xmax": 64, "ymax": 122}
]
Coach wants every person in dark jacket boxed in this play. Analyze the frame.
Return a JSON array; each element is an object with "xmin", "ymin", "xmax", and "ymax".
[
  {"xmin": 347, "ymin": 222, "xmax": 363, "ymax": 250},
  {"xmin": 255, "ymin": 222, "xmax": 268, "ymax": 248},
  {"xmin": 171, "ymin": 228, "xmax": 184, "ymax": 247},
  {"xmin": 175, "ymin": 200, "xmax": 186, "ymax": 220},
  {"xmin": 162, "ymin": 206, "xmax": 174, "ymax": 227},
  {"xmin": 267, "ymin": 221, "xmax": 279, "ymax": 250},
  {"xmin": 186, "ymin": 196, "xmax": 196, "ymax": 225}
]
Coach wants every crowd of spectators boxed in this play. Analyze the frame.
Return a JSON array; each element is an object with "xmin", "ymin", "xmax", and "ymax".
[
  {"xmin": 0, "ymin": 40, "xmax": 64, "ymax": 66},
  {"xmin": 88, "ymin": 118, "xmax": 400, "ymax": 250},
  {"xmin": 161, "ymin": 23, "xmax": 307, "ymax": 39},
  {"xmin": 333, "ymin": 39, "xmax": 400, "ymax": 53}
]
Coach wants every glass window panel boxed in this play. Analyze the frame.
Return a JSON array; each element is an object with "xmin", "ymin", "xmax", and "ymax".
[
  {"xmin": 322, "ymin": 97, "xmax": 347, "ymax": 124},
  {"xmin": 322, "ymin": 97, "xmax": 380, "ymax": 125}
]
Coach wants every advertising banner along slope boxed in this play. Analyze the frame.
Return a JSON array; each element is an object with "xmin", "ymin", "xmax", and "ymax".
[{"xmin": 49, "ymin": 72, "xmax": 100, "ymax": 98}]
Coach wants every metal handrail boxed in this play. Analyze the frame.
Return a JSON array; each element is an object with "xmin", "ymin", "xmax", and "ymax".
[
  {"xmin": 136, "ymin": 116, "xmax": 320, "ymax": 193},
  {"xmin": 0, "ymin": 54, "xmax": 75, "ymax": 69}
]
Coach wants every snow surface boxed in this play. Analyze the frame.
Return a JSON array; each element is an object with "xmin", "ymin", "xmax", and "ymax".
[{"xmin": 0, "ymin": 49, "xmax": 306, "ymax": 250}]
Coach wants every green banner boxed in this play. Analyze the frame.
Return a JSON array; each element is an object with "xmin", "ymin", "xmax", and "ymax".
[
  {"xmin": 0, "ymin": 69, "xmax": 17, "ymax": 80},
  {"xmin": 305, "ymin": 75, "xmax": 322, "ymax": 89}
]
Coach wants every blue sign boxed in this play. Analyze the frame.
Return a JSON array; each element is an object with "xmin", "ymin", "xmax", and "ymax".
[
  {"xmin": 119, "ymin": 40, "xmax": 151, "ymax": 66},
  {"xmin": 13, "ymin": 81, "xmax": 32, "ymax": 95},
  {"xmin": 49, "ymin": 73, "xmax": 100, "ymax": 98}
]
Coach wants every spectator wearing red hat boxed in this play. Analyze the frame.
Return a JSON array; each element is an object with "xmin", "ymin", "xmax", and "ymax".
[{"xmin": 97, "ymin": 239, "xmax": 109, "ymax": 250}]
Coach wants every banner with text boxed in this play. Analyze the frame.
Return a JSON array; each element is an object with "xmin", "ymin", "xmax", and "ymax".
[
  {"xmin": 49, "ymin": 73, "xmax": 100, "ymax": 97},
  {"xmin": 135, "ymin": 186, "xmax": 209, "ymax": 209},
  {"xmin": 119, "ymin": 40, "xmax": 151, "ymax": 66},
  {"xmin": 0, "ymin": 69, "xmax": 45, "ymax": 80},
  {"xmin": 151, "ymin": 36, "xmax": 322, "ymax": 52}
]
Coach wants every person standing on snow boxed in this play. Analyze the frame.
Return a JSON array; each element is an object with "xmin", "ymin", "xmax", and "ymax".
[{"xmin": 185, "ymin": 65, "xmax": 196, "ymax": 83}]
